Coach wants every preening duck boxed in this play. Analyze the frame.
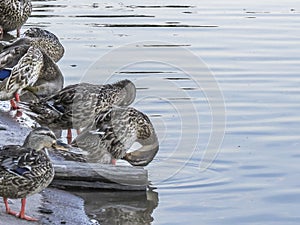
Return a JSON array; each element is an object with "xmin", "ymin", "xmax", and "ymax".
[
  {"xmin": 18, "ymin": 80, "xmax": 136, "ymax": 142},
  {"xmin": 72, "ymin": 106, "xmax": 159, "ymax": 166},
  {"xmin": 0, "ymin": 46, "xmax": 43, "ymax": 109},
  {"xmin": 0, "ymin": 28, "xmax": 65, "ymax": 108}
]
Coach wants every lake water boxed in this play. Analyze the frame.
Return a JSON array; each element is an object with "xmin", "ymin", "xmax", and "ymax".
[{"xmin": 6, "ymin": 0, "xmax": 300, "ymax": 224}]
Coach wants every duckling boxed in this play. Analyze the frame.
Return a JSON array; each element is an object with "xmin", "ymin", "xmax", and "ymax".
[
  {"xmin": 72, "ymin": 106, "xmax": 159, "ymax": 166},
  {"xmin": 0, "ymin": 0, "xmax": 32, "ymax": 37},
  {"xmin": 0, "ymin": 127, "xmax": 67, "ymax": 221}
]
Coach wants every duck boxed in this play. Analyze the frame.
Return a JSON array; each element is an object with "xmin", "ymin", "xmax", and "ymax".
[
  {"xmin": 3, "ymin": 27, "xmax": 65, "ymax": 62},
  {"xmin": 72, "ymin": 106, "xmax": 159, "ymax": 166},
  {"xmin": 0, "ymin": 127, "xmax": 68, "ymax": 221},
  {"xmin": 18, "ymin": 80, "xmax": 136, "ymax": 143},
  {"xmin": 0, "ymin": 0, "xmax": 32, "ymax": 37},
  {"xmin": 0, "ymin": 28, "xmax": 64, "ymax": 108},
  {"xmin": 0, "ymin": 46, "xmax": 43, "ymax": 109}
]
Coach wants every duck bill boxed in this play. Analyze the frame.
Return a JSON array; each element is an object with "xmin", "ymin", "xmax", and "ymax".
[{"xmin": 52, "ymin": 140, "xmax": 71, "ymax": 151}]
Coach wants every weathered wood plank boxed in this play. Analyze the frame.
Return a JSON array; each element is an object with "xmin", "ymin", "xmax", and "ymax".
[{"xmin": 51, "ymin": 161, "xmax": 148, "ymax": 191}]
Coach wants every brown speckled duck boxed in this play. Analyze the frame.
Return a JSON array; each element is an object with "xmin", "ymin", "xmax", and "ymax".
[
  {"xmin": 6, "ymin": 27, "xmax": 65, "ymax": 63},
  {"xmin": 72, "ymin": 106, "xmax": 159, "ymax": 166},
  {"xmin": 0, "ymin": 127, "xmax": 67, "ymax": 221},
  {"xmin": 0, "ymin": 28, "xmax": 64, "ymax": 108},
  {"xmin": 0, "ymin": 0, "xmax": 32, "ymax": 37},
  {"xmin": 0, "ymin": 46, "xmax": 43, "ymax": 109},
  {"xmin": 18, "ymin": 80, "xmax": 136, "ymax": 142}
]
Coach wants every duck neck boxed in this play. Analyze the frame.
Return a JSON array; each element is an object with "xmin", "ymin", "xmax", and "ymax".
[{"xmin": 125, "ymin": 134, "xmax": 159, "ymax": 166}]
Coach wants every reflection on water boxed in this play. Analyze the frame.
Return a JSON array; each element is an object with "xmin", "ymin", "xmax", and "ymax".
[
  {"xmin": 2, "ymin": 0, "xmax": 300, "ymax": 224},
  {"xmin": 72, "ymin": 189, "xmax": 158, "ymax": 225}
]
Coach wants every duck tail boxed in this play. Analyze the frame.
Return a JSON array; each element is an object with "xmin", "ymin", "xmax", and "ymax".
[
  {"xmin": 17, "ymin": 101, "xmax": 40, "ymax": 118},
  {"xmin": 17, "ymin": 101, "xmax": 59, "ymax": 123}
]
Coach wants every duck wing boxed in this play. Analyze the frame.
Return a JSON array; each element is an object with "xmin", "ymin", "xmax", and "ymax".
[
  {"xmin": 3, "ymin": 46, "xmax": 43, "ymax": 94},
  {"xmin": 0, "ymin": 145, "xmax": 43, "ymax": 178},
  {"xmin": 0, "ymin": 44, "xmax": 30, "ymax": 69}
]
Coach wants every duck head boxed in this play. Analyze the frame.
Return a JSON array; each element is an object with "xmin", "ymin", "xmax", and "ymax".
[
  {"xmin": 123, "ymin": 143, "xmax": 159, "ymax": 167},
  {"xmin": 23, "ymin": 127, "xmax": 69, "ymax": 151}
]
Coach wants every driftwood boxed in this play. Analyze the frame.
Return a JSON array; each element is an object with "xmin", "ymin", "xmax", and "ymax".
[{"xmin": 51, "ymin": 161, "xmax": 148, "ymax": 191}]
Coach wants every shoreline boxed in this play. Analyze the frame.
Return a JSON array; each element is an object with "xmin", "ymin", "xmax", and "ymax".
[{"xmin": 0, "ymin": 110, "xmax": 93, "ymax": 225}]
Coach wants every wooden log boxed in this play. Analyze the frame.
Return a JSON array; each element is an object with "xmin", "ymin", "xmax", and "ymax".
[{"xmin": 51, "ymin": 161, "xmax": 148, "ymax": 191}]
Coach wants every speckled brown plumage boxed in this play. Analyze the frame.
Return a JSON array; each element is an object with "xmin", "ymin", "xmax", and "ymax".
[
  {"xmin": 0, "ymin": 0, "xmax": 32, "ymax": 34},
  {"xmin": 0, "ymin": 46, "xmax": 43, "ymax": 100},
  {"xmin": 0, "ymin": 127, "xmax": 60, "ymax": 221},
  {"xmin": 0, "ymin": 145, "xmax": 54, "ymax": 199},
  {"xmin": 19, "ymin": 80, "xmax": 136, "ymax": 130},
  {"xmin": 21, "ymin": 27, "xmax": 65, "ymax": 62},
  {"xmin": 72, "ymin": 106, "xmax": 159, "ymax": 166},
  {"xmin": 0, "ymin": 28, "xmax": 64, "ymax": 99}
]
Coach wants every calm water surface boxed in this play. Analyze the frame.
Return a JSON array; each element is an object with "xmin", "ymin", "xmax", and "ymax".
[{"xmin": 8, "ymin": 0, "xmax": 300, "ymax": 224}]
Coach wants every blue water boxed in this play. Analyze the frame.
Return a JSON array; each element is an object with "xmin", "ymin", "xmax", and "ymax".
[{"xmin": 6, "ymin": 0, "xmax": 300, "ymax": 224}]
